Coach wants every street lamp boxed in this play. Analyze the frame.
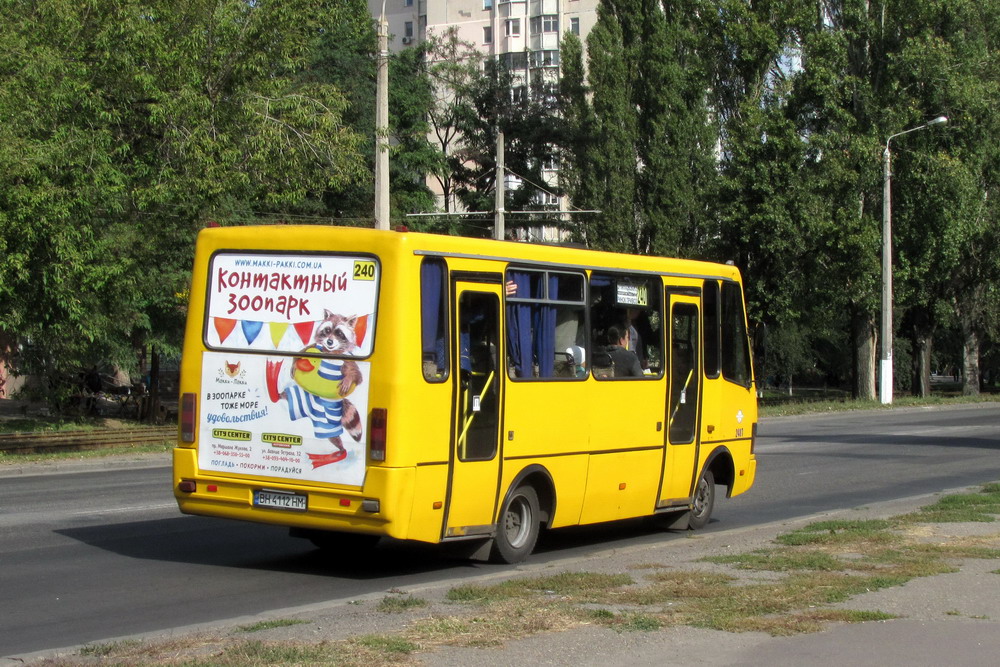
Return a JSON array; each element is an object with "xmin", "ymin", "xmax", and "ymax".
[
  {"xmin": 374, "ymin": 0, "xmax": 390, "ymax": 230},
  {"xmin": 881, "ymin": 115, "xmax": 948, "ymax": 404}
]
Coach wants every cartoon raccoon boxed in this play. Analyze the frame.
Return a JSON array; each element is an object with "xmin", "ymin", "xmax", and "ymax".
[{"xmin": 266, "ymin": 311, "xmax": 364, "ymax": 467}]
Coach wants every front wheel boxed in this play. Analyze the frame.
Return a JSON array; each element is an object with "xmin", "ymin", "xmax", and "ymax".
[
  {"xmin": 688, "ymin": 468, "xmax": 715, "ymax": 530},
  {"xmin": 491, "ymin": 485, "xmax": 540, "ymax": 564}
]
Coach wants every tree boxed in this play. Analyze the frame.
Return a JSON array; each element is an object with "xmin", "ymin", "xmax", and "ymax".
[
  {"xmin": 888, "ymin": 0, "xmax": 1000, "ymax": 397},
  {"xmin": 424, "ymin": 28, "xmax": 483, "ymax": 215},
  {"xmin": 635, "ymin": 0, "xmax": 718, "ymax": 257},
  {"xmin": 0, "ymin": 0, "xmax": 367, "ymax": 409},
  {"xmin": 557, "ymin": 31, "xmax": 594, "ymax": 243},
  {"xmin": 308, "ymin": 1, "xmax": 437, "ymax": 221},
  {"xmin": 451, "ymin": 60, "xmax": 563, "ymax": 238},
  {"xmin": 388, "ymin": 44, "xmax": 438, "ymax": 216},
  {"xmin": 778, "ymin": 1, "xmax": 894, "ymax": 400},
  {"xmin": 580, "ymin": 3, "xmax": 639, "ymax": 251}
]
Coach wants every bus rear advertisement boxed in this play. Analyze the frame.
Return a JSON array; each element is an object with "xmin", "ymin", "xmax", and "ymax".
[{"xmin": 174, "ymin": 225, "xmax": 757, "ymax": 563}]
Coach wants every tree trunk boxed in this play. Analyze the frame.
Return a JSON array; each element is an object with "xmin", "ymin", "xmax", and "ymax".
[
  {"xmin": 906, "ymin": 306, "xmax": 934, "ymax": 399},
  {"xmin": 913, "ymin": 332, "xmax": 932, "ymax": 398},
  {"xmin": 962, "ymin": 327, "xmax": 981, "ymax": 397},
  {"xmin": 915, "ymin": 334, "xmax": 933, "ymax": 398},
  {"xmin": 853, "ymin": 311, "xmax": 877, "ymax": 400},
  {"xmin": 146, "ymin": 347, "xmax": 162, "ymax": 423},
  {"xmin": 0, "ymin": 329, "xmax": 13, "ymax": 399}
]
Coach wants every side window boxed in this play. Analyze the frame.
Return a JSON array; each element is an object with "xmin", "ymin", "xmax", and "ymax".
[
  {"xmin": 721, "ymin": 282, "xmax": 751, "ymax": 387},
  {"xmin": 505, "ymin": 268, "xmax": 586, "ymax": 379},
  {"xmin": 420, "ymin": 258, "xmax": 448, "ymax": 381},
  {"xmin": 589, "ymin": 273, "xmax": 663, "ymax": 380},
  {"xmin": 703, "ymin": 280, "xmax": 720, "ymax": 379}
]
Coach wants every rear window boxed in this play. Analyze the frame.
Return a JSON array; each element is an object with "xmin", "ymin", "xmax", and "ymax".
[{"xmin": 204, "ymin": 252, "xmax": 379, "ymax": 358}]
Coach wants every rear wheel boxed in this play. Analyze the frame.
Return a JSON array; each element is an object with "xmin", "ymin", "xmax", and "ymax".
[
  {"xmin": 688, "ymin": 469, "xmax": 715, "ymax": 530},
  {"xmin": 491, "ymin": 485, "xmax": 540, "ymax": 564}
]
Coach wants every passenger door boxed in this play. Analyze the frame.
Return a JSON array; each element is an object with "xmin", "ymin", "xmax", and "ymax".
[
  {"xmin": 659, "ymin": 290, "xmax": 702, "ymax": 506},
  {"xmin": 443, "ymin": 281, "xmax": 504, "ymax": 539}
]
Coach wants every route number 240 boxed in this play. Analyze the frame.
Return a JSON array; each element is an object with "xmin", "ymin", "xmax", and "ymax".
[{"xmin": 353, "ymin": 260, "xmax": 376, "ymax": 281}]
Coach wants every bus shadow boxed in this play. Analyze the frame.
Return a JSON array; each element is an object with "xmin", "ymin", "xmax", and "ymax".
[
  {"xmin": 56, "ymin": 514, "xmax": 697, "ymax": 577},
  {"xmin": 55, "ymin": 515, "xmax": 472, "ymax": 579}
]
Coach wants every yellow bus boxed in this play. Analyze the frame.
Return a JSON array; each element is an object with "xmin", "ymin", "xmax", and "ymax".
[{"xmin": 174, "ymin": 225, "xmax": 757, "ymax": 563}]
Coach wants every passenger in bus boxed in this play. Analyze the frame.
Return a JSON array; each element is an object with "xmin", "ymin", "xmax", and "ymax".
[
  {"xmin": 605, "ymin": 323, "xmax": 643, "ymax": 377},
  {"xmin": 626, "ymin": 308, "xmax": 647, "ymax": 369}
]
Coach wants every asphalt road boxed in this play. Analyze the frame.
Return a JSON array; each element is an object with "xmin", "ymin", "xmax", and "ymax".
[{"xmin": 2, "ymin": 403, "xmax": 999, "ymax": 657}]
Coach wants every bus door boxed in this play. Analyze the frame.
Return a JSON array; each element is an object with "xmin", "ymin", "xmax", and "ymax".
[
  {"xmin": 658, "ymin": 290, "xmax": 702, "ymax": 506},
  {"xmin": 444, "ymin": 281, "xmax": 504, "ymax": 540}
]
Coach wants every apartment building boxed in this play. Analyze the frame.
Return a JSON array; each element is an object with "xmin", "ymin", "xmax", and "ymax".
[
  {"xmin": 371, "ymin": 0, "xmax": 598, "ymax": 60},
  {"xmin": 368, "ymin": 1, "xmax": 598, "ymax": 239}
]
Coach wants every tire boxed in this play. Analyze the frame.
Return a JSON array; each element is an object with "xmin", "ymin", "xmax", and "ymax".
[
  {"xmin": 491, "ymin": 485, "xmax": 541, "ymax": 564},
  {"xmin": 290, "ymin": 528, "xmax": 380, "ymax": 552},
  {"xmin": 687, "ymin": 468, "xmax": 715, "ymax": 530}
]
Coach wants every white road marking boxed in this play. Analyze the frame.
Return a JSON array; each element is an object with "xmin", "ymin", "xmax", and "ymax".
[{"xmin": 71, "ymin": 502, "xmax": 176, "ymax": 516}]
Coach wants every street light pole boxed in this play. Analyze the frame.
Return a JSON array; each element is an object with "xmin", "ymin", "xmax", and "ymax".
[
  {"xmin": 880, "ymin": 115, "xmax": 948, "ymax": 405},
  {"xmin": 374, "ymin": 1, "xmax": 390, "ymax": 230}
]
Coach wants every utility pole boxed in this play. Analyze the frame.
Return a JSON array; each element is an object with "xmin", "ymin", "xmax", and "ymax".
[
  {"xmin": 495, "ymin": 131, "xmax": 505, "ymax": 240},
  {"xmin": 374, "ymin": 2, "xmax": 390, "ymax": 230},
  {"xmin": 880, "ymin": 115, "xmax": 947, "ymax": 404}
]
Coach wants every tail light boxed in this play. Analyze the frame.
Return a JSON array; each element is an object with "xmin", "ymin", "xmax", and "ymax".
[
  {"xmin": 751, "ymin": 422, "xmax": 758, "ymax": 455},
  {"xmin": 181, "ymin": 392, "xmax": 197, "ymax": 443},
  {"xmin": 370, "ymin": 408, "xmax": 387, "ymax": 461}
]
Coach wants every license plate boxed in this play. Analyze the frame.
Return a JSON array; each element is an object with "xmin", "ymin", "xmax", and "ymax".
[{"xmin": 254, "ymin": 489, "xmax": 307, "ymax": 511}]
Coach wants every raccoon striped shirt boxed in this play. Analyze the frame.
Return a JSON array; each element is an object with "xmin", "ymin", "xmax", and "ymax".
[{"xmin": 285, "ymin": 359, "xmax": 345, "ymax": 439}]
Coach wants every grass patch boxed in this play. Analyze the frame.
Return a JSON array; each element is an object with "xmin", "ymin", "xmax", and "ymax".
[
  {"xmin": 674, "ymin": 571, "xmax": 910, "ymax": 634},
  {"xmin": 635, "ymin": 570, "xmax": 735, "ymax": 601},
  {"xmin": 775, "ymin": 519, "xmax": 897, "ymax": 546},
  {"xmin": 897, "ymin": 485, "xmax": 1000, "ymax": 524},
  {"xmin": 186, "ymin": 640, "xmax": 340, "ymax": 665},
  {"xmin": 412, "ymin": 599, "xmax": 576, "ymax": 648},
  {"xmin": 589, "ymin": 608, "xmax": 616, "ymax": 621},
  {"xmin": 859, "ymin": 548, "xmax": 959, "ymax": 578},
  {"xmin": 705, "ymin": 549, "xmax": 845, "ymax": 572},
  {"xmin": 591, "ymin": 611, "xmax": 663, "ymax": 632},
  {"xmin": 376, "ymin": 594, "xmax": 428, "ymax": 613},
  {"xmin": 447, "ymin": 572, "xmax": 634, "ymax": 605},
  {"xmin": 914, "ymin": 543, "xmax": 1000, "ymax": 561},
  {"xmin": 0, "ymin": 441, "xmax": 172, "ymax": 465},
  {"xmin": 0, "ymin": 417, "xmax": 103, "ymax": 434},
  {"xmin": 906, "ymin": 509, "xmax": 997, "ymax": 523},
  {"xmin": 352, "ymin": 633, "xmax": 419, "ymax": 654},
  {"xmin": 78, "ymin": 639, "xmax": 142, "ymax": 656},
  {"xmin": 759, "ymin": 394, "xmax": 999, "ymax": 418},
  {"xmin": 238, "ymin": 619, "xmax": 309, "ymax": 633},
  {"xmin": 823, "ymin": 609, "xmax": 897, "ymax": 622}
]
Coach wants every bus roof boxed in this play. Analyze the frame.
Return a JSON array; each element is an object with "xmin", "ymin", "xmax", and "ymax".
[{"xmin": 197, "ymin": 225, "xmax": 743, "ymax": 283}]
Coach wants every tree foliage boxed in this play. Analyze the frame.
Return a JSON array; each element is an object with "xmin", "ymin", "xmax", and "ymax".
[
  {"xmin": 3, "ymin": 0, "xmax": 1000, "ymax": 408},
  {"xmin": 0, "ymin": 0, "xmax": 368, "ymax": 402},
  {"xmin": 711, "ymin": 0, "xmax": 1000, "ymax": 396}
]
